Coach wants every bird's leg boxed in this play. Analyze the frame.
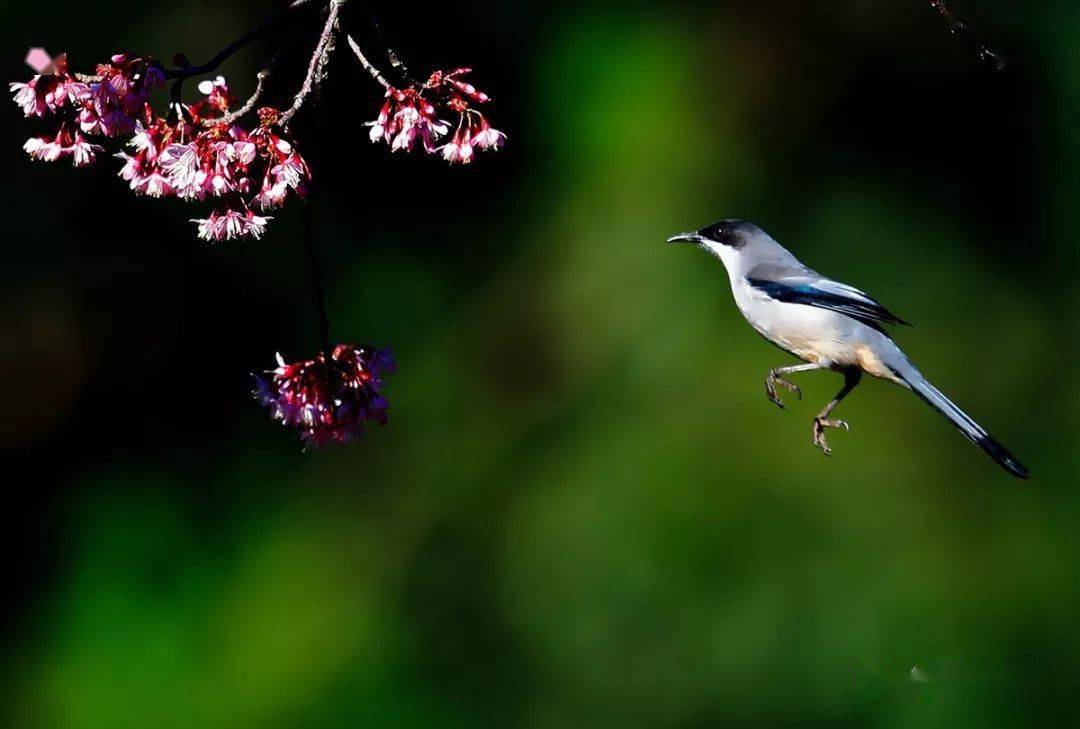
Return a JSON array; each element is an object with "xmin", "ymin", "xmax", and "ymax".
[
  {"xmin": 765, "ymin": 363, "xmax": 822, "ymax": 409},
  {"xmin": 812, "ymin": 369, "xmax": 862, "ymax": 456}
]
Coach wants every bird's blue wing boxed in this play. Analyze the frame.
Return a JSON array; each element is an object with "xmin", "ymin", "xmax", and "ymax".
[{"xmin": 746, "ymin": 275, "xmax": 912, "ymax": 328}]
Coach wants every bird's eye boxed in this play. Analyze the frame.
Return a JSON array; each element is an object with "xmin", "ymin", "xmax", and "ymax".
[{"xmin": 699, "ymin": 223, "xmax": 728, "ymax": 243}]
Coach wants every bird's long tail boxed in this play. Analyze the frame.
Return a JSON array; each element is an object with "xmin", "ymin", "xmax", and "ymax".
[{"xmin": 896, "ymin": 369, "xmax": 1029, "ymax": 479}]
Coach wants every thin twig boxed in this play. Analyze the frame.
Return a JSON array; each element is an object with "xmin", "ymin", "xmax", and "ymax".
[
  {"xmin": 204, "ymin": 70, "xmax": 270, "ymax": 127},
  {"xmin": 199, "ymin": 18, "xmax": 302, "ymax": 127},
  {"xmin": 386, "ymin": 50, "xmax": 415, "ymax": 85},
  {"xmin": 928, "ymin": 0, "xmax": 1005, "ymax": 71},
  {"xmin": 279, "ymin": 0, "xmax": 346, "ymax": 127},
  {"xmin": 169, "ymin": 0, "xmax": 321, "ymax": 126},
  {"xmin": 164, "ymin": 0, "xmax": 324, "ymax": 80},
  {"xmin": 303, "ymin": 202, "xmax": 332, "ymax": 354},
  {"xmin": 369, "ymin": 13, "xmax": 419, "ymax": 86},
  {"xmin": 340, "ymin": 24, "xmax": 391, "ymax": 89}
]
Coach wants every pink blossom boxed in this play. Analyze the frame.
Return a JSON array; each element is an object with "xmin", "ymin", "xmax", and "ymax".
[
  {"xmin": 393, "ymin": 104, "xmax": 449, "ymax": 153},
  {"xmin": 471, "ymin": 116, "xmax": 506, "ymax": 150},
  {"xmin": 128, "ymin": 121, "xmax": 158, "ymax": 154},
  {"xmin": 142, "ymin": 171, "xmax": 172, "ymax": 197},
  {"xmin": 77, "ymin": 54, "xmax": 163, "ymax": 138},
  {"xmin": 23, "ymin": 135, "xmax": 63, "ymax": 162},
  {"xmin": 159, "ymin": 141, "xmax": 207, "ymax": 199},
  {"xmin": 277, "ymin": 152, "xmax": 307, "ymax": 188},
  {"xmin": 10, "ymin": 81, "xmax": 44, "ymax": 116},
  {"xmin": 9, "ymin": 71, "xmax": 84, "ymax": 117},
  {"xmin": 80, "ymin": 107, "xmax": 132, "ymax": 137},
  {"xmin": 192, "ymin": 208, "xmax": 272, "ymax": 242},
  {"xmin": 366, "ymin": 95, "xmax": 394, "ymax": 142},
  {"xmin": 115, "ymin": 120, "xmax": 176, "ymax": 196},
  {"xmin": 443, "ymin": 69, "xmax": 491, "ymax": 104},
  {"xmin": 438, "ymin": 109, "xmax": 505, "ymax": 163},
  {"xmin": 254, "ymin": 178, "xmax": 289, "ymax": 210},
  {"xmin": 197, "ymin": 76, "xmax": 231, "ymax": 107},
  {"xmin": 158, "ymin": 124, "xmax": 259, "ymax": 201},
  {"xmin": 189, "ymin": 76, "xmax": 234, "ymax": 122},
  {"xmin": 249, "ymin": 117, "xmax": 310, "ymax": 210},
  {"xmin": 116, "ymin": 150, "xmax": 140, "ymax": 181},
  {"xmin": 67, "ymin": 132, "xmax": 102, "ymax": 167},
  {"xmin": 117, "ymin": 149, "xmax": 172, "ymax": 196},
  {"xmin": 367, "ymin": 88, "xmax": 449, "ymax": 154},
  {"xmin": 364, "ymin": 69, "xmax": 503, "ymax": 161},
  {"xmin": 439, "ymin": 126, "xmax": 473, "ymax": 164},
  {"xmin": 23, "ymin": 126, "xmax": 101, "ymax": 166},
  {"xmin": 197, "ymin": 132, "xmax": 257, "ymax": 196},
  {"xmin": 209, "ymin": 141, "xmax": 238, "ymax": 194},
  {"xmin": 255, "ymin": 152, "xmax": 309, "ymax": 211},
  {"xmin": 234, "ymin": 140, "xmax": 257, "ymax": 165},
  {"xmin": 24, "ymin": 48, "xmax": 54, "ymax": 74}
]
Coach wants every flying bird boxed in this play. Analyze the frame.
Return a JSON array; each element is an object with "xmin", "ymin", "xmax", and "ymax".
[{"xmin": 668, "ymin": 219, "xmax": 1028, "ymax": 478}]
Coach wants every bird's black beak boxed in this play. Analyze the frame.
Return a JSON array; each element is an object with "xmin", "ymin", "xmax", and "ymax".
[{"xmin": 667, "ymin": 232, "xmax": 704, "ymax": 245}]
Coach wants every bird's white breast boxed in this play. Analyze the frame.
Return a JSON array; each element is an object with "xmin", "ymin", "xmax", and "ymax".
[
  {"xmin": 704, "ymin": 232, "xmax": 909, "ymax": 383},
  {"xmin": 729, "ymin": 276, "xmax": 880, "ymax": 370}
]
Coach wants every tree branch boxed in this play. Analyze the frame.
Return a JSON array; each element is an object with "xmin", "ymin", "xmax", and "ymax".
[
  {"xmin": 339, "ymin": 23, "xmax": 391, "ymax": 89},
  {"xmin": 303, "ymin": 202, "xmax": 332, "ymax": 354},
  {"xmin": 368, "ymin": 14, "xmax": 419, "ymax": 87},
  {"xmin": 205, "ymin": 70, "xmax": 270, "ymax": 127},
  {"xmin": 279, "ymin": 0, "xmax": 345, "ymax": 127},
  {"xmin": 928, "ymin": 0, "xmax": 1005, "ymax": 71},
  {"xmin": 164, "ymin": 0, "xmax": 324, "ymax": 81}
]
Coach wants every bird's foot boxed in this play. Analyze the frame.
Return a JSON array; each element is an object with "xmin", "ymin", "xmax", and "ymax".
[
  {"xmin": 812, "ymin": 417, "xmax": 849, "ymax": 456},
  {"xmin": 765, "ymin": 372, "xmax": 802, "ymax": 409}
]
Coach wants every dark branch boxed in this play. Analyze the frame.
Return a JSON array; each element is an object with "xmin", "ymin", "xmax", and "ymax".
[
  {"xmin": 928, "ymin": 0, "xmax": 1005, "ymax": 71},
  {"xmin": 164, "ymin": 0, "xmax": 324, "ymax": 81},
  {"xmin": 303, "ymin": 203, "xmax": 332, "ymax": 354},
  {"xmin": 368, "ymin": 14, "xmax": 419, "ymax": 86},
  {"xmin": 340, "ymin": 23, "xmax": 392, "ymax": 89},
  {"xmin": 279, "ymin": 0, "xmax": 345, "ymax": 127},
  {"xmin": 206, "ymin": 70, "xmax": 270, "ymax": 127}
]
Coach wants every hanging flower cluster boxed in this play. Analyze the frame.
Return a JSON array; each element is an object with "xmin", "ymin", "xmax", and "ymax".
[
  {"xmin": 11, "ymin": 52, "xmax": 310, "ymax": 241},
  {"xmin": 254, "ymin": 345, "xmax": 396, "ymax": 448},
  {"xmin": 367, "ymin": 68, "xmax": 505, "ymax": 164},
  {"xmin": 157, "ymin": 104, "xmax": 310, "ymax": 241},
  {"xmin": 12, "ymin": 52, "xmax": 163, "ymax": 167},
  {"xmin": 11, "ymin": 0, "xmax": 507, "ymax": 449}
]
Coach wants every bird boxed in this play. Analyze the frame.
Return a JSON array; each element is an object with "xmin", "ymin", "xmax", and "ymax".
[{"xmin": 667, "ymin": 219, "xmax": 1029, "ymax": 479}]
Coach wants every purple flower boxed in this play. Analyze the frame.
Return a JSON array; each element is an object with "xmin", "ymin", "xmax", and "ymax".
[{"xmin": 254, "ymin": 345, "xmax": 395, "ymax": 448}]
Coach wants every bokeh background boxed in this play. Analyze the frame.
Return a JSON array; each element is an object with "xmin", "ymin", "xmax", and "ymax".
[{"xmin": 2, "ymin": 0, "xmax": 1078, "ymax": 726}]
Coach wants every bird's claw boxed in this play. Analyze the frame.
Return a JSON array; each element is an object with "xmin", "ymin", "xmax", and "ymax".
[
  {"xmin": 812, "ymin": 417, "xmax": 850, "ymax": 456},
  {"xmin": 765, "ymin": 374, "xmax": 802, "ymax": 409}
]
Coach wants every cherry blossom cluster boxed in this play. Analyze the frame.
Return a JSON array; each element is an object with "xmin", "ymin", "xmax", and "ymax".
[
  {"xmin": 11, "ymin": 0, "xmax": 508, "ymax": 449},
  {"xmin": 129, "ymin": 102, "xmax": 310, "ymax": 241},
  {"xmin": 11, "ymin": 52, "xmax": 310, "ymax": 241},
  {"xmin": 367, "ymin": 68, "xmax": 505, "ymax": 164},
  {"xmin": 254, "ymin": 345, "xmax": 396, "ymax": 447},
  {"xmin": 11, "ymin": 52, "xmax": 163, "ymax": 167}
]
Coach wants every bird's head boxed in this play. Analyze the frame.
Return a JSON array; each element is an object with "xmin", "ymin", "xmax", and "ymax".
[{"xmin": 666, "ymin": 219, "xmax": 761, "ymax": 251}]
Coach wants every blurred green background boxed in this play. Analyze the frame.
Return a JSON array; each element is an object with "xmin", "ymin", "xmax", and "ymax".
[{"xmin": 2, "ymin": 0, "xmax": 1078, "ymax": 726}]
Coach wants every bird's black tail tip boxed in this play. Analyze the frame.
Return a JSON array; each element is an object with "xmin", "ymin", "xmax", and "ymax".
[{"xmin": 977, "ymin": 434, "xmax": 1030, "ymax": 480}]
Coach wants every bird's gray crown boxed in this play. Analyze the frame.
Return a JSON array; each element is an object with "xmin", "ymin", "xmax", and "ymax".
[
  {"xmin": 696, "ymin": 219, "xmax": 760, "ymax": 249},
  {"xmin": 667, "ymin": 219, "xmax": 761, "ymax": 249}
]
